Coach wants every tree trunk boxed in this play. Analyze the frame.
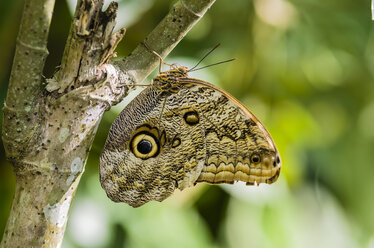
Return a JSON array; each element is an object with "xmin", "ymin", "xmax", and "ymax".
[{"xmin": 0, "ymin": 0, "xmax": 215, "ymax": 246}]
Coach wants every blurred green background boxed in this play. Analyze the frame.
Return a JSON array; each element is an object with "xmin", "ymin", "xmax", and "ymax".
[{"xmin": 1, "ymin": 0, "xmax": 374, "ymax": 247}]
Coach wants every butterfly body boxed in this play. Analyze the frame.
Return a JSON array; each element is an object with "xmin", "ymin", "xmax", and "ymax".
[{"xmin": 100, "ymin": 67, "xmax": 281, "ymax": 207}]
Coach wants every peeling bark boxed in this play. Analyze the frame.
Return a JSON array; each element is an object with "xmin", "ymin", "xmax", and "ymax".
[{"xmin": 1, "ymin": 0, "xmax": 216, "ymax": 247}]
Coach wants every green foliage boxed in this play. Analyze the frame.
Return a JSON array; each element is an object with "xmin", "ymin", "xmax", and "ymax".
[{"xmin": 1, "ymin": 0, "xmax": 373, "ymax": 247}]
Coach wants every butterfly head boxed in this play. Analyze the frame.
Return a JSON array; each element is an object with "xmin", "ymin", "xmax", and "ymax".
[
  {"xmin": 152, "ymin": 66, "xmax": 189, "ymax": 94},
  {"xmin": 158, "ymin": 66, "xmax": 189, "ymax": 78}
]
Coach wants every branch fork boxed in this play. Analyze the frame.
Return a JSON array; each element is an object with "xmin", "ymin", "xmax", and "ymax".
[{"xmin": 1, "ymin": 0, "xmax": 216, "ymax": 246}]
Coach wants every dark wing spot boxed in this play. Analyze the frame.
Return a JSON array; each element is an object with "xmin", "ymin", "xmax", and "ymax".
[
  {"xmin": 183, "ymin": 111, "xmax": 199, "ymax": 125},
  {"xmin": 171, "ymin": 137, "xmax": 181, "ymax": 148},
  {"xmin": 250, "ymin": 153, "xmax": 261, "ymax": 164},
  {"xmin": 137, "ymin": 140, "xmax": 152, "ymax": 154}
]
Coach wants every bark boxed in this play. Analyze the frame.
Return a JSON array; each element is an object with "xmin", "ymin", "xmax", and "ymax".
[{"xmin": 1, "ymin": 0, "xmax": 215, "ymax": 247}]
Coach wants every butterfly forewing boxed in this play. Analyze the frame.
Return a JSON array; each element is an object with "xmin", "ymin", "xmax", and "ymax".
[{"xmin": 100, "ymin": 84, "xmax": 207, "ymax": 207}]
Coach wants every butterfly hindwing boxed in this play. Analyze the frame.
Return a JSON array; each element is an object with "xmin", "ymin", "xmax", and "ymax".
[{"xmin": 181, "ymin": 80, "xmax": 280, "ymax": 185}]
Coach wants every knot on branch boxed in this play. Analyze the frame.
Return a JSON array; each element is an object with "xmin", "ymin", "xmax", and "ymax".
[
  {"xmin": 65, "ymin": 63, "xmax": 133, "ymax": 109},
  {"xmin": 46, "ymin": 0, "xmax": 126, "ymax": 94}
]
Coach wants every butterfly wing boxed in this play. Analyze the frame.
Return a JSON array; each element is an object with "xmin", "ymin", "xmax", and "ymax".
[
  {"xmin": 180, "ymin": 78, "xmax": 281, "ymax": 186},
  {"xmin": 100, "ymin": 76, "xmax": 281, "ymax": 208},
  {"xmin": 100, "ymin": 85, "xmax": 207, "ymax": 207}
]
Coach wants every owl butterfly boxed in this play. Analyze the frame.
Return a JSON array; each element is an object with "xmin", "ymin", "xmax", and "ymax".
[{"xmin": 100, "ymin": 46, "xmax": 281, "ymax": 208}]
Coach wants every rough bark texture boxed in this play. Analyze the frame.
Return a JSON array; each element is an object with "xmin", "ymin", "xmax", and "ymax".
[{"xmin": 1, "ymin": 0, "xmax": 215, "ymax": 247}]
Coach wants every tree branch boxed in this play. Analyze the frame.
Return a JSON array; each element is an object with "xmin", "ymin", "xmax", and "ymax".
[
  {"xmin": 1, "ymin": 0, "xmax": 215, "ymax": 247},
  {"xmin": 115, "ymin": 0, "xmax": 216, "ymax": 86},
  {"xmin": 2, "ymin": 0, "xmax": 55, "ymax": 161}
]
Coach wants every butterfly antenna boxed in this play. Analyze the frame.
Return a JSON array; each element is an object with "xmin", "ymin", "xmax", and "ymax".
[
  {"xmin": 189, "ymin": 43, "xmax": 221, "ymax": 71},
  {"xmin": 189, "ymin": 58, "xmax": 236, "ymax": 72},
  {"xmin": 141, "ymin": 41, "xmax": 173, "ymax": 73}
]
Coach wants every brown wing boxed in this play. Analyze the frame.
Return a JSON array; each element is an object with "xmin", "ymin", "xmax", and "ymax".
[
  {"xmin": 180, "ymin": 78, "xmax": 281, "ymax": 186},
  {"xmin": 100, "ymin": 76, "xmax": 281, "ymax": 208},
  {"xmin": 100, "ymin": 85, "xmax": 207, "ymax": 207}
]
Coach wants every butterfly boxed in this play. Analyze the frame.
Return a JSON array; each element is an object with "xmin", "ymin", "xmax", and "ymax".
[{"xmin": 100, "ymin": 48, "xmax": 281, "ymax": 208}]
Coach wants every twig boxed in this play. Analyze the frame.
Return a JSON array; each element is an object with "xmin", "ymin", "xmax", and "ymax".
[{"xmin": 115, "ymin": 0, "xmax": 216, "ymax": 86}]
